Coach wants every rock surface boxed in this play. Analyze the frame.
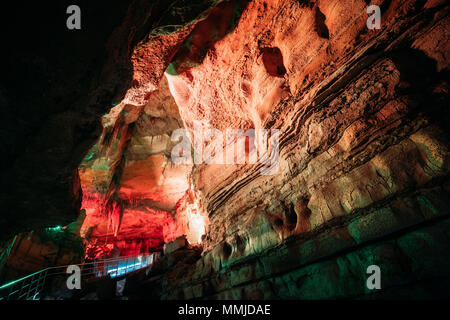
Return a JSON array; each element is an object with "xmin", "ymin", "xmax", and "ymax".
[{"xmin": 143, "ymin": 0, "xmax": 450, "ymax": 299}]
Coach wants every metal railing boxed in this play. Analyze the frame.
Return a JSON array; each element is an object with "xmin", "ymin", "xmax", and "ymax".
[{"xmin": 0, "ymin": 252, "xmax": 159, "ymax": 300}]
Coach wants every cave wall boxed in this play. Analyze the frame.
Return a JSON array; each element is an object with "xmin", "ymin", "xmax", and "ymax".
[
  {"xmin": 0, "ymin": 217, "xmax": 85, "ymax": 284},
  {"xmin": 140, "ymin": 0, "xmax": 450, "ymax": 299}
]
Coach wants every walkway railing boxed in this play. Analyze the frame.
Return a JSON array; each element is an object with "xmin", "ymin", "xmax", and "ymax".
[{"xmin": 0, "ymin": 252, "xmax": 159, "ymax": 300}]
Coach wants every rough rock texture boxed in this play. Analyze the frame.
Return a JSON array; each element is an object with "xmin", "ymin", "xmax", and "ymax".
[
  {"xmin": 139, "ymin": 0, "xmax": 450, "ymax": 299},
  {"xmin": 0, "ymin": 217, "xmax": 85, "ymax": 283},
  {"xmin": 75, "ymin": 0, "xmax": 450, "ymax": 299}
]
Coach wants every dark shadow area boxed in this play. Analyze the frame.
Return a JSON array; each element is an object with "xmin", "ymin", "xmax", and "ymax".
[
  {"xmin": 261, "ymin": 47, "xmax": 287, "ymax": 77},
  {"xmin": 389, "ymin": 48, "xmax": 450, "ymax": 141},
  {"xmin": 314, "ymin": 6, "xmax": 330, "ymax": 39}
]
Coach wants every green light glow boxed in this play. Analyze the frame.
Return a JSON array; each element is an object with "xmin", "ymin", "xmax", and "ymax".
[
  {"xmin": 166, "ymin": 63, "xmax": 178, "ymax": 76},
  {"xmin": 84, "ymin": 152, "xmax": 95, "ymax": 160},
  {"xmin": 46, "ymin": 225, "xmax": 63, "ymax": 232},
  {"xmin": 0, "ymin": 269, "xmax": 47, "ymax": 290}
]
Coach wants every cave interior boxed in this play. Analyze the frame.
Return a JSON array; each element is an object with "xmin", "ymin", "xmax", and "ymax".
[{"xmin": 0, "ymin": 0, "xmax": 450, "ymax": 300}]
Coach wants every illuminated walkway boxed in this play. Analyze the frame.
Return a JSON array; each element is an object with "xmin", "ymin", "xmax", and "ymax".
[{"xmin": 0, "ymin": 253, "xmax": 158, "ymax": 300}]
